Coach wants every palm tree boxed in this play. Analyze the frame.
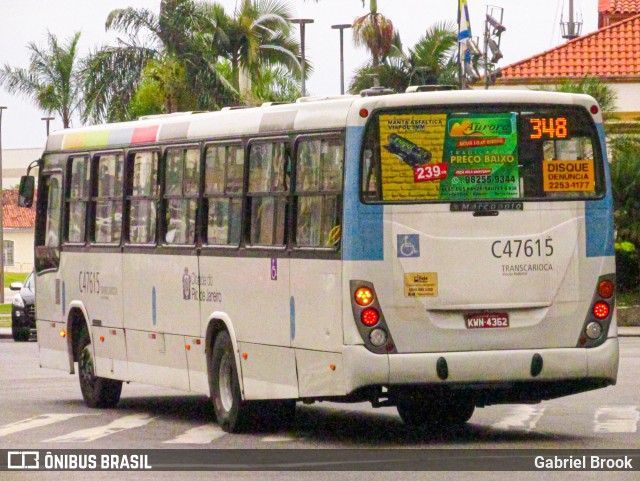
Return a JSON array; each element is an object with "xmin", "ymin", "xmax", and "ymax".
[
  {"xmin": 83, "ymin": 0, "xmax": 235, "ymax": 123},
  {"xmin": 401, "ymin": 21, "xmax": 458, "ymax": 85},
  {"xmin": 349, "ymin": 22, "xmax": 458, "ymax": 94},
  {"xmin": 537, "ymin": 75, "xmax": 618, "ymax": 114},
  {"xmin": 352, "ymin": 0, "xmax": 394, "ymax": 85},
  {"xmin": 199, "ymin": 0, "xmax": 302, "ymax": 102},
  {"xmin": 0, "ymin": 31, "xmax": 82, "ymax": 128}
]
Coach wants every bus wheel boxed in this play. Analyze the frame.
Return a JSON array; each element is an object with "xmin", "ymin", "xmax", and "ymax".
[
  {"xmin": 77, "ymin": 328, "xmax": 122, "ymax": 408},
  {"xmin": 396, "ymin": 393, "xmax": 474, "ymax": 429},
  {"xmin": 210, "ymin": 331, "xmax": 255, "ymax": 433}
]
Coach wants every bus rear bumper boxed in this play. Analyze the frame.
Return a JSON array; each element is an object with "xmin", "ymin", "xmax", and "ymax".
[{"xmin": 343, "ymin": 337, "xmax": 619, "ymax": 401}]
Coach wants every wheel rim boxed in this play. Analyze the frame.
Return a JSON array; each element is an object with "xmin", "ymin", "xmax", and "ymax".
[
  {"xmin": 218, "ymin": 351, "xmax": 234, "ymax": 413},
  {"xmin": 79, "ymin": 347, "xmax": 96, "ymax": 389}
]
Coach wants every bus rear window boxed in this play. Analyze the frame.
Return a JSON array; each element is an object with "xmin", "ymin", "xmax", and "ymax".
[{"xmin": 361, "ymin": 105, "xmax": 605, "ymax": 203}]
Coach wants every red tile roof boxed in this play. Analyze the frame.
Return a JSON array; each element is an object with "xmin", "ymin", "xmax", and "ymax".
[
  {"xmin": 500, "ymin": 13, "xmax": 640, "ymax": 80},
  {"xmin": 3, "ymin": 189, "xmax": 35, "ymax": 229},
  {"xmin": 599, "ymin": 0, "xmax": 640, "ymax": 13}
]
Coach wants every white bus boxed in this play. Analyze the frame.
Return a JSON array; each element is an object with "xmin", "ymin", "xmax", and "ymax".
[{"xmin": 20, "ymin": 89, "xmax": 618, "ymax": 432}]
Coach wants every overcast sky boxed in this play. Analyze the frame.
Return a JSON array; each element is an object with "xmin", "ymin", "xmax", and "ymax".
[{"xmin": 0, "ymin": 0, "xmax": 599, "ymax": 149}]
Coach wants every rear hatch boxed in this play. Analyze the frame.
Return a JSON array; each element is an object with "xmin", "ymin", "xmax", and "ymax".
[{"xmin": 385, "ymin": 203, "xmax": 585, "ymax": 352}]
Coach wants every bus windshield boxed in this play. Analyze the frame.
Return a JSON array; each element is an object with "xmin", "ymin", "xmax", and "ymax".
[{"xmin": 361, "ymin": 104, "xmax": 605, "ymax": 203}]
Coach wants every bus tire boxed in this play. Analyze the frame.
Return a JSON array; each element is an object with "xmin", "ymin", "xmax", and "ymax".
[
  {"xmin": 396, "ymin": 393, "xmax": 474, "ymax": 429},
  {"xmin": 77, "ymin": 327, "xmax": 122, "ymax": 409},
  {"xmin": 210, "ymin": 330, "xmax": 255, "ymax": 433}
]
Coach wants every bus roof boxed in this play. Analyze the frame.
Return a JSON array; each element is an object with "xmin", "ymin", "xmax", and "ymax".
[{"xmin": 45, "ymin": 89, "xmax": 602, "ymax": 153}]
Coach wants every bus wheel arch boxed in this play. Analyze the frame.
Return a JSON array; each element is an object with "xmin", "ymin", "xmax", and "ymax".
[
  {"xmin": 205, "ymin": 315, "xmax": 244, "ymax": 396},
  {"xmin": 67, "ymin": 306, "xmax": 122, "ymax": 408},
  {"xmin": 205, "ymin": 318, "xmax": 253, "ymax": 432},
  {"xmin": 68, "ymin": 306, "xmax": 89, "ymax": 366}
]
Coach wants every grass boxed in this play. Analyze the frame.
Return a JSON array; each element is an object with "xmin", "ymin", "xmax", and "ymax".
[
  {"xmin": 0, "ymin": 304, "xmax": 10, "ymax": 328},
  {"xmin": 4, "ymin": 272, "xmax": 29, "ymax": 288},
  {"xmin": 617, "ymin": 289, "xmax": 640, "ymax": 307}
]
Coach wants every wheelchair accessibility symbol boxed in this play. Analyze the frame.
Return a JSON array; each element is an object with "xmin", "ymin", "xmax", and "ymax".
[{"xmin": 397, "ymin": 234, "xmax": 420, "ymax": 258}]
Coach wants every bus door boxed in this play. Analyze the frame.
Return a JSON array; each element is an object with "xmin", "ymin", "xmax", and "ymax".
[
  {"xmin": 289, "ymin": 135, "xmax": 346, "ymax": 397},
  {"xmin": 35, "ymin": 170, "xmax": 67, "ymax": 370}
]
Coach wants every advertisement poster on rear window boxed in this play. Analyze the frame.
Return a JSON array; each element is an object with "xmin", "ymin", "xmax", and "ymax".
[{"xmin": 379, "ymin": 113, "xmax": 520, "ymax": 201}]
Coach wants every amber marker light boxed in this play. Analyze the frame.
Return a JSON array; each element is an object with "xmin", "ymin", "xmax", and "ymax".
[
  {"xmin": 593, "ymin": 302, "xmax": 610, "ymax": 320},
  {"xmin": 354, "ymin": 287, "xmax": 374, "ymax": 306},
  {"xmin": 59, "ymin": 330, "xmax": 66, "ymax": 338},
  {"xmin": 597, "ymin": 280, "xmax": 614, "ymax": 299}
]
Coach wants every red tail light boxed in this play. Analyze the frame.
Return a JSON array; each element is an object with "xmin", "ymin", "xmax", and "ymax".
[
  {"xmin": 593, "ymin": 302, "xmax": 610, "ymax": 319},
  {"xmin": 361, "ymin": 308, "xmax": 380, "ymax": 327}
]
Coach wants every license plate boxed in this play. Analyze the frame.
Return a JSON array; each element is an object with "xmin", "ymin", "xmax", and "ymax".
[{"xmin": 465, "ymin": 312, "xmax": 509, "ymax": 329}]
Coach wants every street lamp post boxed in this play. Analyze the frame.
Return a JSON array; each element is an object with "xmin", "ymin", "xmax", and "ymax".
[
  {"xmin": 291, "ymin": 18, "xmax": 314, "ymax": 98},
  {"xmin": 331, "ymin": 24, "xmax": 352, "ymax": 95},
  {"xmin": 41, "ymin": 116, "xmax": 54, "ymax": 137},
  {"xmin": 0, "ymin": 106, "xmax": 6, "ymax": 303}
]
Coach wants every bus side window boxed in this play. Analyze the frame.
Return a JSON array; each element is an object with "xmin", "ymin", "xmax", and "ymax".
[
  {"xmin": 65, "ymin": 155, "xmax": 90, "ymax": 244},
  {"xmin": 361, "ymin": 123, "xmax": 381, "ymax": 201},
  {"xmin": 128, "ymin": 151, "xmax": 159, "ymax": 244},
  {"xmin": 93, "ymin": 152, "xmax": 124, "ymax": 244},
  {"xmin": 295, "ymin": 137, "xmax": 344, "ymax": 249},
  {"xmin": 248, "ymin": 141, "xmax": 289, "ymax": 246},
  {"xmin": 163, "ymin": 147, "xmax": 200, "ymax": 245},
  {"xmin": 204, "ymin": 143, "xmax": 243, "ymax": 246},
  {"xmin": 43, "ymin": 175, "xmax": 62, "ymax": 248}
]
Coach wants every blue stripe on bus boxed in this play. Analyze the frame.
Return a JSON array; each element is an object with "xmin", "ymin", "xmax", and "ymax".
[
  {"xmin": 585, "ymin": 123, "xmax": 615, "ymax": 258},
  {"xmin": 152, "ymin": 287, "xmax": 157, "ymax": 326},
  {"xmin": 343, "ymin": 127, "xmax": 384, "ymax": 261}
]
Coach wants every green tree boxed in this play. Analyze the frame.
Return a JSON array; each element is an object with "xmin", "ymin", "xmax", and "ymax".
[
  {"xmin": 349, "ymin": 21, "xmax": 458, "ymax": 93},
  {"xmin": 609, "ymin": 135, "xmax": 640, "ymax": 291},
  {"xmin": 199, "ymin": 0, "xmax": 302, "ymax": 102},
  {"xmin": 352, "ymin": 0, "xmax": 394, "ymax": 84},
  {"xmin": 83, "ymin": 0, "xmax": 234, "ymax": 123},
  {"xmin": 128, "ymin": 54, "xmax": 199, "ymax": 118},
  {"xmin": 0, "ymin": 31, "xmax": 83, "ymax": 128},
  {"xmin": 610, "ymin": 135, "xmax": 640, "ymax": 244},
  {"xmin": 537, "ymin": 75, "xmax": 618, "ymax": 114}
]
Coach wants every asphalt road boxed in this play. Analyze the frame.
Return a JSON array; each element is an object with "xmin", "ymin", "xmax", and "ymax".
[{"xmin": 0, "ymin": 337, "xmax": 639, "ymax": 480}]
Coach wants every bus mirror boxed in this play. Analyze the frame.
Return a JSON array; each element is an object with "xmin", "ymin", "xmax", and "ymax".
[{"xmin": 18, "ymin": 176, "xmax": 35, "ymax": 208}]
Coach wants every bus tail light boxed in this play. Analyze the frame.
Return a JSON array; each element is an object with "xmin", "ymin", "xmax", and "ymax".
[
  {"xmin": 578, "ymin": 274, "xmax": 615, "ymax": 348},
  {"xmin": 593, "ymin": 302, "xmax": 609, "ymax": 320},
  {"xmin": 355, "ymin": 287, "xmax": 374, "ymax": 306},
  {"xmin": 361, "ymin": 308, "xmax": 379, "ymax": 326},
  {"xmin": 586, "ymin": 322, "xmax": 603, "ymax": 340},
  {"xmin": 597, "ymin": 280, "xmax": 614, "ymax": 299},
  {"xmin": 350, "ymin": 281, "xmax": 397, "ymax": 354},
  {"xmin": 369, "ymin": 328, "xmax": 388, "ymax": 347}
]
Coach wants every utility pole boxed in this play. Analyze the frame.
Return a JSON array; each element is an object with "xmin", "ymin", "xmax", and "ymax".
[
  {"xmin": 0, "ymin": 106, "xmax": 6, "ymax": 303},
  {"xmin": 41, "ymin": 116, "xmax": 54, "ymax": 137},
  {"xmin": 332, "ymin": 24, "xmax": 352, "ymax": 95},
  {"xmin": 291, "ymin": 19, "xmax": 314, "ymax": 98}
]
